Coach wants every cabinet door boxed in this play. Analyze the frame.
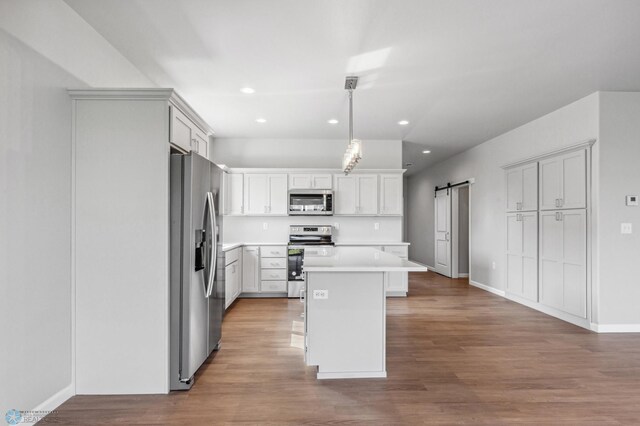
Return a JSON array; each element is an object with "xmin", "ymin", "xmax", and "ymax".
[
  {"xmin": 242, "ymin": 246, "xmax": 260, "ymax": 293},
  {"xmin": 169, "ymin": 106, "xmax": 193, "ymax": 152},
  {"xmin": 506, "ymin": 163, "xmax": 537, "ymax": 212},
  {"xmin": 244, "ymin": 174, "xmax": 268, "ymax": 214},
  {"xmin": 193, "ymin": 129, "xmax": 208, "ymax": 159},
  {"xmin": 385, "ymin": 272, "xmax": 408, "ymax": 294},
  {"xmin": 379, "ymin": 174, "xmax": 403, "ymax": 215},
  {"xmin": 224, "ymin": 173, "xmax": 244, "ymax": 215},
  {"xmin": 268, "ymin": 174, "xmax": 288, "ymax": 215},
  {"xmin": 357, "ymin": 175, "xmax": 379, "ymax": 215},
  {"xmin": 225, "ymin": 263, "xmax": 234, "ymax": 309},
  {"xmin": 505, "ymin": 212, "xmax": 538, "ymax": 301},
  {"xmin": 289, "ymin": 174, "xmax": 312, "ymax": 189},
  {"xmin": 561, "ymin": 150, "xmax": 586, "ymax": 209},
  {"xmin": 234, "ymin": 252, "xmax": 243, "ymax": 299},
  {"xmin": 334, "ymin": 175, "xmax": 357, "ymax": 214},
  {"xmin": 540, "ymin": 150, "xmax": 586, "ymax": 210},
  {"xmin": 311, "ymin": 174, "xmax": 333, "ymax": 189},
  {"xmin": 539, "ymin": 209, "xmax": 586, "ymax": 318}
]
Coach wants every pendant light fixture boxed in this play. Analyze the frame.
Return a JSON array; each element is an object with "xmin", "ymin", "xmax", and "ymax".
[{"xmin": 342, "ymin": 76, "xmax": 362, "ymax": 174}]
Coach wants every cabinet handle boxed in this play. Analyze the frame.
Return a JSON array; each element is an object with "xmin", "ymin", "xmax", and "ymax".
[
  {"xmin": 445, "ymin": 232, "xmax": 450, "ymax": 241},
  {"xmin": 240, "ymin": 205, "xmax": 244, "ymax": 214},
  {"xmin": 555, "ymin": 212, "xmax": 563, "ymax": 221},
  {"xmin": 559, "ymin": 198, "xmax": 564, "ymax": 207},
  {"xmin": 516, "ymin": 202, "xmax": 522, "ymax": 211}
]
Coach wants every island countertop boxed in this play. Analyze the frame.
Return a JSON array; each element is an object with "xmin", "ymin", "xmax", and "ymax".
[{"xmin": 303, "ymin": 247, "xmax": 428, "ymax": 273}]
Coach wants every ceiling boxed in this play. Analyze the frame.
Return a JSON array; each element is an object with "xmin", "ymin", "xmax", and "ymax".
[{"xmin": 64, "ymin": 0, "xmax": 640, "ymax": 174}]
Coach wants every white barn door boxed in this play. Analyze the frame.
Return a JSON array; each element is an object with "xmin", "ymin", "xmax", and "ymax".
[{"xmin": 434, "ymin": 189, "xmax": 452, "ymax": 277}]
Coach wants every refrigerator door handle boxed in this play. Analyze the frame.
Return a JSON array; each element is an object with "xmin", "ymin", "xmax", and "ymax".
[{"xmin": 205, "ymin": 192, "xmax": 217, "ymax": 298}]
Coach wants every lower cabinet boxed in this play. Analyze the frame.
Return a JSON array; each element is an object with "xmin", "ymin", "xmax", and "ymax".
[
  {"xmin": 240, "ymin": 245, "xmax": 288, "ymax": 296},
  {"xmin": 539, "ymin": 209, "xmax": 587, "ymax": 318},
  {"xmin": 224, "ymin": 247, "xmax": 242, "ymax": 309},
  {"xmin": 382, "ymin": 245, "xmax": 409, "ymax": 297},
  {"xmin": 506, "ymin": 212, "xmax": 538, "ymax": 302},
  {"xmin": 241, "ymin": 246, "xmax": 260, "ymax": 293}
]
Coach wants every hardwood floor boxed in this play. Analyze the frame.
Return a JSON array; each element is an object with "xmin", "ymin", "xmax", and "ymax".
[{"xmin": 48, "ymin": 272, "xmax": 640, "ymax": 424}]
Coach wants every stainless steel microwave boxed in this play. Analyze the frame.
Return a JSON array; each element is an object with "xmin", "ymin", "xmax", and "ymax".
[{"xmin": 288, "ymin": 190, "xmax": 333, "ymax": 216}]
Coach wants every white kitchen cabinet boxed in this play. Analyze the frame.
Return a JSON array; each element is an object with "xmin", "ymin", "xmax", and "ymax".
[
  {"xmin": 224, "ymin": 248, "xmax": 242, "ymax": 309},
  {"xmin": 223, "ymin": 173, "xmax": 244, "ymax": 215},
  {"xmin": 241, "ymin": 246, "xmax": 260, "ymax": 293},
  {"xmin": 243, "ymin": 174, "xmax": 287, "ymax": 215},
  {"xmin": 506, "ymin": 211, "xmax": 538, "ymax": 301},
  {"xmin": 539, "ymin": 149, "xmax": 586, "ymax": 210},
  {"xmin": 170, "ymin": 105, "xmax": 210, "ymax": 159},
  {"xmin": 382, "ymin": 245, "xmax": 409, "ymax": 296},
  {"xmin": 539, "ymin": 209, "xmax": 587, "ymax": 318},
  {"xmin": 333, "ymin": 174, "xmax": 378, "ymax": 215},
  {"xmin": 289, "ymin": 173, "xmax": 332, "ymax": 189},
  {"xmin": 379, "ymin": 174, "xmax": 403, "ymax": 215},
  {"xmin": 506, "ymin": 163, "xmax": 538, "ymax": 212}
]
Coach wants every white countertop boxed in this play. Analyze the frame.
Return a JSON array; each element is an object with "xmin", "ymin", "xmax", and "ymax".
[{"xmin": 303, "ymin": 247, "xmax": 427, "ymax": 272}]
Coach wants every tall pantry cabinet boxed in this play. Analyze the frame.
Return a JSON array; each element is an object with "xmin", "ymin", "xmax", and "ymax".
[{"xmin": 504, "ymin": 143, "xmax": 591, "ymax": 326}]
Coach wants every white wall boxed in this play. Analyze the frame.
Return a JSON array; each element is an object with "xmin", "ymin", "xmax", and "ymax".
[
  {"xmin": 458, "ymin": 186, "xmax": 469, "ymax": 274},
  {"xmin": 224, "ymin": 216, "xmax": 403, "ymax": 244},
  {"xmin": 211, "ymin": 138, "xmax": 403, "ymax": 169},
  {"xmin": 0, "ymin": 0, "xmax": 153, "ymax": 412},
  {"xmin": 597, "ymin": 92, "xmax": 640, "ymax": 325},
  {"xmin": 406, "ymin": 93, "xmax": 599, "ymax": 290}
]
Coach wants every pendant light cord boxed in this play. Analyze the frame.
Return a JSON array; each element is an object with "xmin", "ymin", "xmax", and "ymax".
[{"xmin": 348, "ymin": 89, "xmax": 353, "ymax": 142}]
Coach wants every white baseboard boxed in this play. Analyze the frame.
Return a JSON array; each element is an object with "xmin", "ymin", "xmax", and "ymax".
[
  {"xmin": 469, "ymin": 280, "xmax": 506, "ymax": 297},
  {"xmin": 458, "ymin": 273, "xmax": 469, "ymax": 278},
  {"xmin": 408, "ymin": 259, "xmax": 432, "ymax": 270},
  {"xmin": 33, "ymin": 383, "xmax": 74, "ymax": 412},
  {"xmin": 590, "ymin": 323, "xmax": 640, "ymax": 333}
]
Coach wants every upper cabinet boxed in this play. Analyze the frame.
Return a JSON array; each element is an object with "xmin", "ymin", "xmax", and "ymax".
[
  {"xmin": 333, "ymin": 174, "xmax": 379, "ymax": 215},
  {"xmin": 223, "ymin": 173, "xmax": 244, "ymax": 215},
  {"xmin": 506, "ymin": 163, "xmax": 538, "ymax": 212},
  {"xmin": 539, "ymin": 149, "xmax": 586, "ymax": 210},
  {"xmin": 244, "ymin": 174, "xmax": 288, "ymax": 215},
  {"xmin": 169, "ymin": 104, "xmax": 211, "ymax": 159},
  {"xmin": 379, "ymin": 174, "xmax": 403, "ymax": 216},
  {"xmin": 289, "ymin": 173, "xmax": 332, "ymax": 189}
]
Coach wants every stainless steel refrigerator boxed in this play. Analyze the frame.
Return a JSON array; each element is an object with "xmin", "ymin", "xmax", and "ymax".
[{"xmin": 169, "ymin": 152, "xmax": 224, "ymax": 390}]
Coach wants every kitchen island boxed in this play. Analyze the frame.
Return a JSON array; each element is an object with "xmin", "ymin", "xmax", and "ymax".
[{"xmin": 303, "ymin": 247, "xmax": 427, "ymax": 379}]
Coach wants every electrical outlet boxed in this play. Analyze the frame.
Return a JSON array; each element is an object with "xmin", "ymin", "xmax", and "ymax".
[
  {"xmin": 374, "ymin": 223, "xmax": 380, "ymax": 231},
  {"xmin": 492, "ymin": 261, "xmax": 496, "ymax": 270},
  {"xmin": 263, "ymin": 222, "xmax": 268, "ymax": 230},
  {"xmin": 313, "ymin": 289, "xmax": 328, "ymax": 299},
  {"xmin": 333, "ymin": 223, "xmax": 340, "ymax": 230},
  {"xmin": 621, "ymin": 223, "xmax": 633, "ymax": 234}
]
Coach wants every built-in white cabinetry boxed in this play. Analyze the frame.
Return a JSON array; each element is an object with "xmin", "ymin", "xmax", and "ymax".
[
  {"xmin": 224, "ymin": 248, "xmax": 242, "ymax": 309},
  {"xmin": 259, "ymin": 246, "xmax": 288, "ymax": 293},
  {"xmin": 506, "ymin": 212, "xmax": 538, "ymax": 301},
  {"xmin": 241, "ymin": 246, "xmax": 260, "ymax": 293},
  {"xmin": 379, "ymin": 174, "xmax": 403, "ymax": 215},
  {"xmin": 539, "ymin": 209, "xmax": 587, "ymax": 318},
  {"xmin": 243, "ymin": 174, "xmax": 288, "ymax": 215},
  {"xmin": 170, "ymin": 105, "xmax": 210, "ymax": 158},
  {"xmin": 289, "ymin": 173, "xmax": 332, "ymax": 189},
  {"xmin": 506, "ymin": 163, "xmax": 538, "ymax": 212},
  {"xmin": 223, "ymin": 173, "xmax": 244, "ymax": 215},
  {"xmin": 539, "ymin": 149, "xmax": 586, "ymax": 210},
  {"xmin": 504, "ymin": 144, "xmax": 591, "ymax": 328},
  {"xmin": 333, "ymin": 174, "xmax": 379, "ymax": 215},
  {"xmin": 382, "ymin": 245, "xmax": 409, "ymax": 296}
]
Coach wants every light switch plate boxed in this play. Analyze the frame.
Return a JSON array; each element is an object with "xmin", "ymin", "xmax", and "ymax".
[
  {"xmin": 313, "ymin": 289, "xmax": 328, "ymax": 299},
  {"xmin": 626, "ymin": 195, "xmax": 638, "ymax": 206},
  {"xmin": 621, "ymin": 223, "xmax": 633, "ymax": 234}
]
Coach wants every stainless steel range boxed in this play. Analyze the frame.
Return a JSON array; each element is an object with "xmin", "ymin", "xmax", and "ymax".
[{"xmin": 287, "ymin": 225, "xmax": 334, "ymax": 298}]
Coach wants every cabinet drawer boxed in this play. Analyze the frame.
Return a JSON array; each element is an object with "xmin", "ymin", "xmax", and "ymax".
[
  {"xmin": 262, "ymin": 258, "xmax": 286, "ymax": 269},
  {"xmin": 260, "ymin": 280, "xmax": 287, "ymax": 293},
  {"xmin": 260, "ymin": 246, "xmax": 287, "ymax": 258},
  {"xmin": 225, "ymin": 247, "xmax": 241, "ymax": 266},
  {"xmin": 383, "ymin": 245, "xmax": 408, "ymax": 258},
  {"xmin": 261, "ymin": 269, "xmax": 287, "ymax": 281}
]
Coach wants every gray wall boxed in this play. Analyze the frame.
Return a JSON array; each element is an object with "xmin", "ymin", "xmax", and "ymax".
[
  {"xmin": 597, "ymin": 92, "xmax": 640, "ymax": 325},
  {"xmin": 406, "ymin": 92, "xmax": 599, "ymax": 290},
  {"xmin": 458, "ymin": 186, "xmax": 469, "ymax": 274},
  {"xmin": 211, "ymin": 138, "xmax": 403, "ymax": 169}
]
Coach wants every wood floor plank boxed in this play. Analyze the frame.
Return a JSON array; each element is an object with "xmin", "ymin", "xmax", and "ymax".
[{"xmin": 45, "ymin": 272, "xmax": 640, "ymax": 424}]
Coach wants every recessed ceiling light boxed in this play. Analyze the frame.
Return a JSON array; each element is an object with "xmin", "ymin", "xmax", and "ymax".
[
  {"xmin": 327, "ymin": 119, "xmax": 339, "ymax": 124},
  {"xmin": 240, "ymin": 87, "xmax": 255, "ymax": 94},
  {"xmin": 422, "ymin": 150, "xmax": 431, "ymax": 154},
  {"xmin": 398, "ymin": 120, "xmax": 409, "ymax": 126},
  {"xmin": 255, "ymin": 118, "xmax": 267, "ymax": 123}
]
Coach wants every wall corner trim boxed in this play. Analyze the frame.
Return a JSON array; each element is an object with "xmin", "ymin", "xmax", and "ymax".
[
  {"xmin": 32, "ymin": 383, "xmax": 74, "ymax": 412},
  {"xmin": 590, "ymin": 323, "xmax": 640, "ymax": 333},
  {"xmin": 469, "ymin": 280, "xmax": 506, "ymax": 297}
]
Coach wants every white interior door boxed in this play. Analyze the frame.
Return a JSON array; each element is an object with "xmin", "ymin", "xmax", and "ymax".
[{"xmin": 434, "ymin": 189, "xmax": 452, "ymax": 277}]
